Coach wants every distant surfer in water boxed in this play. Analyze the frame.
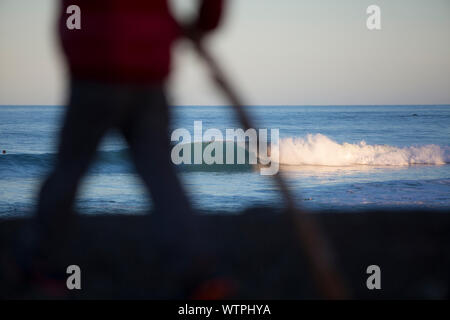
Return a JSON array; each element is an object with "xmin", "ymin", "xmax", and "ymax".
[{"xmin": 36, "ymin": 0, "xmax": 225, "ymax": 241}]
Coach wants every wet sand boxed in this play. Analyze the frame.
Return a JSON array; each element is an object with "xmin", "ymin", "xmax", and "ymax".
[{"xmin": 1, "ymin": 208, "xmax": 449, "ymax": 299}]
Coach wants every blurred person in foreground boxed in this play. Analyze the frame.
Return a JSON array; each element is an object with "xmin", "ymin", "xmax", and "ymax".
[{"xmin": 37, "ymin": 0, "xmax": 224, "ymax": 245}]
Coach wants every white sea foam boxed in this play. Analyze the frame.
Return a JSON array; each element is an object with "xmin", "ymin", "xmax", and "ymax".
[{"xmin": 271, "ymin": 134, "xmax": 449, "ymax": 166}]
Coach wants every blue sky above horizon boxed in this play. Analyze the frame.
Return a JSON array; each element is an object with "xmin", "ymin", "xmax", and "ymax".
[{"xmin": 0, "ymin": 0, "xmax": 449, "ymax": 106}]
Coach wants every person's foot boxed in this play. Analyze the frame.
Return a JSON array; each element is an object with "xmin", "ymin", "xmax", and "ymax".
[{"xmin": 4, "ymin": 221, "xmax": 69, "ymax": 299}]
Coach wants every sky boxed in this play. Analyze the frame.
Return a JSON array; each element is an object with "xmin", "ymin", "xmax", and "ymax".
[{"xmin": 0, "ymin": 0, "xmax": 449, "ymax": 106}]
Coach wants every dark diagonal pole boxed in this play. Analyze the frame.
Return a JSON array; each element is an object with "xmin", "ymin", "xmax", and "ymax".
[{"xmin": 191, "ymin": 39, "xmax": 349, "ymax": 299}]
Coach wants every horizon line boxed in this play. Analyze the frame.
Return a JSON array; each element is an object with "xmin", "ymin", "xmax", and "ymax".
[{"xmin": 1, "ymin": 104, "xmax": 450, "ymax": 107}]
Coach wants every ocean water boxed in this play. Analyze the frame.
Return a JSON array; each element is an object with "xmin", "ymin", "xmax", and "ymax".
[{"xmin": 0, "ymin": 105, "xmax": 449, "ymax": 217}]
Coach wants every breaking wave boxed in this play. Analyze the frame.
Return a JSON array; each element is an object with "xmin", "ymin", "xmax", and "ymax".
[
  {"xmin": 1, "ymin": 134, "xmax": 448, "ymax": 177},
  {"xmin": 273, "ymin": 134, "xmax": 450, "ymax": 166}
]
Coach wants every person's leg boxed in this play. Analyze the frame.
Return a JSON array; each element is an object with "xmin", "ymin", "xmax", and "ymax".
[
  {"xmin": 120, "ymin": 86, "xmax": 208, "ymax": 287},
  {"xmin": 120, "ymin": 86, "xmax": 192, "ymax": 219},
  {"xmin": 37, "ymin": 80, "xmax": 113, "ymax": 235}
]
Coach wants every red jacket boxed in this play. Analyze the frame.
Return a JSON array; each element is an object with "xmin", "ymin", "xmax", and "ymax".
[{"xmin": 59, "ymin": 0, "xmax": 224, "ymax": 84}]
